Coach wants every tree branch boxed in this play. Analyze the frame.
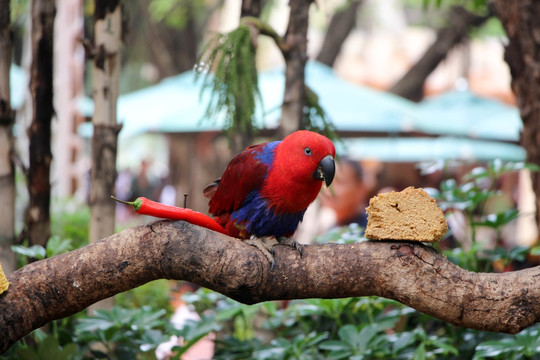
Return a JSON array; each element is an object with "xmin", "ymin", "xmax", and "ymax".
[
  {"xmin": 315, "ymin": 0, "xmax": 364, "ymax": 67},
  {"xmin": 388, "ymin": 6, "xmax": 491, "ymax": 102},
  {"xmin": 1, "ymin": 220, "xmax": 539, "ymax": 353}
]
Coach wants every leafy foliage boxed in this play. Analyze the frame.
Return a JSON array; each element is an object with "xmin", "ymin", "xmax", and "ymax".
[
  {"xmin": 14, "ymin": 333, "xmax": 77, "ymax": 360},
  {"xmin": 196, "ymin": 20, "xmax": 339, "ymax": 143},
  {"xmin": 51, "ymin": 199, "xmax": 90, "ymax": 250},
  {"xmin": 6, "ymin": 160, "xmax": 540, "ymax": 359},
  {"xmin": 74, "ymin": 306, "xmax": 170, "ymax": 359},
  {"xmin": 196, "ymin": 24, "xmax": 262, "ymax": 137},
  {"xmin": 115, "ymin": 280, "xmax": 174, "ymax": 317},
  {"xmin": 429, "ymin": 160, "xmax": 539, "ymax": 271},
  {"xmin": 473, "ymin": 327, "xmax": 540, "ymax": 360},
  {"xmin": 180, "ymin": 289, "xmax": 467, "ymax": 360},
  {"xmin": 12, "ymin": 200, "xmax": 89, "ymax": 267},
  {"xmin": 304, "ymin": 85, "xmax": 340, "ymax": 144}
]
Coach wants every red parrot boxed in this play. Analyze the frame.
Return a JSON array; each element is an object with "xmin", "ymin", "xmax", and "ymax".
[
  {"xmin": 116, "ymin": 130, "xmax": 335, "ymax": 266},
  {"xmin": 203, "ymin": 130, "xmax": 336, "ymax": 263}
]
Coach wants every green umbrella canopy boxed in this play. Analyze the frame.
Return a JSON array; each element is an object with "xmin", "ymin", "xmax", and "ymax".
[
  {"xmin": 341, "ymin": 136, "xmax": 525, "ymax": 162},
  {"xmin": 415, "ymin": 90, "xmax": 522, "ymax": 142},
  {"xmin": 77, "ymin": 61, "xmax": 422, "ymax": 139}
]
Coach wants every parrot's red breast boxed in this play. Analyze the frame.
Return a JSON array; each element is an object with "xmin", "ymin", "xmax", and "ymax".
[{"xmin": 204, "ymin": 130, "xmax": 336, "ymax": 239}]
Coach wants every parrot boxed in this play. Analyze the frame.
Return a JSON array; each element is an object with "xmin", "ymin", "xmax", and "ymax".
[{"xmin": 203, "ymin": 130, "xmax": 336, "ymax": 265}]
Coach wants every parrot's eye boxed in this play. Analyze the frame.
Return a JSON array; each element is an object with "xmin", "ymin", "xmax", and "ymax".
[{"xmin": 304, "ymin": 147, "xmax": 312, "ymax": 156}]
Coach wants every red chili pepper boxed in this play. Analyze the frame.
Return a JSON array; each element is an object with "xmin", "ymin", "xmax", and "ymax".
[{"xmin": 111, "ymin": 196, "xmax": 227, "ymax": 235}]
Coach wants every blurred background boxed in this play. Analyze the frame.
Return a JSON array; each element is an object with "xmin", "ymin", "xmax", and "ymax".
[{"xmin": 3, "ymin": 0, "xmax": 540, "ymax": 358}]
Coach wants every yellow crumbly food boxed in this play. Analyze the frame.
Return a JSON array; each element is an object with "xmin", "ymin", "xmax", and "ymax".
[
  {"xmin": 0, "ymin": 262, "xmax": 9, "ymax": 295},
  {"xmin": 365, "ymin": 186, "xmax": 448, "ymax": 243}
]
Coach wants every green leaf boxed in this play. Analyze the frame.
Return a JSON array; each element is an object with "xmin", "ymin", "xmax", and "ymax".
[
  {"xmin": 319, "ymin": 340, "xmax": 348, "ymax": 351},
  {"xmin": 17, "ymin": 348, "xmax": 40, "ymax": 360},
  {"xmin": 338, "ymin": 324, "xmax": 360, "ymax": 349},
  {"xmin": 46, "ymin": 236, "xmax": 74, "ymax": 258},
  {"xmin": 76, "ymin": 315, "xmax": 116, "ymax": 333},
  {"xmin": 430, "ymin": 338, "xmax": 459, "ymax": 355},
  {"xmin": 216, "ymin": 306, "xmax": 243, "ymax": 321},
  {"xmin": 306, "ymin": 331, "xmax": 329, "ymax": 347},
  {"xmin": 474, "ymin": 209, "xmax": 519, "ymax": 228},
  {"xmin": 508, "ymin": 246, "xmax": 530, "ymax": 262},
  {"xmin": 392, "ymin": 331, "xmax": 416, "ymax": 353},
  {"xmin": 474, "ymin": 339, "xmax": 516, "ymax": 359},
  {"xmin": 57, "ymin": 343, "xmax": 77, "ymax": 360},
  {"xmin": 413, "ymin": 342, "xmax": 426, "ymax": 360},
  {"xmin": 325, "ymin": 349, "xmax": 353, "ymax": 359},
  {"xmin": 11, "ymin": 245, "xmax": 46, "ymax": 259}
]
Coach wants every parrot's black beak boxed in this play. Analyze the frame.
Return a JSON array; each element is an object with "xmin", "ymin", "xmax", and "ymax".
[{"xmin": 313, "ymin": 155, "xmax": 335, "ymax": 187}]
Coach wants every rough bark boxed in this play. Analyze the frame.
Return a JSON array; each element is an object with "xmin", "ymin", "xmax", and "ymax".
[
  {"xmin": 278, "ymin": 0, "xmax": 312, "ymax": 137},
  {"xmin": 88, "ymin": 0, "xmax": 122, "ymax": 311},
  {"xmin": 89, "ymin": 0, "xmax": 121, "ymax": 244},
  {"xmin": 0, "ymin": 220, "xmax": 538, "ymax": 353},
  {"xmin": 389, "ymin": 6, "xmax": 490, "ymax": 102},
  {"xmin": 0, "ymin": 0, "xmax": 16, "ymax": 274},
  {"xmin": 241, "ymin": 0, "xmax": 262, "ymax": 18},
  {"xmin": 26, "ymin": 0, "xmax": 55, "ymax": 247},
  {"xmin": 494, "ymin": 1, "xmax": 540, "ymax": 235},
  {"xmin": 315, "ymin": 0, "xmax": 363, "ymax": 67}
]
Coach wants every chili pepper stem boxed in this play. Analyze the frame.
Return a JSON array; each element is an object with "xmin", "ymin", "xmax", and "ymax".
[{"xmin": 110, "ymin": 195, "xmax": 132, "ymax": 206}]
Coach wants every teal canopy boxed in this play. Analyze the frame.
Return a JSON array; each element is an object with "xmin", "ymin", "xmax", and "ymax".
[
  {"xmin": 77, "ymin": 61, "xmax": 423, "ymax": 138},
  {"xmin": 109, "ymin": 62, "xmax": 523, "ymax": 144},
  {"xmin": 10, "ymin": 61, "xmax": 523, "ymax": 162},
  {"xmin": 342, "ymin": 136, "xmax": 525, "ymax": 162},
  {"xmin": 415, "ymin": 90, "xmax": 521, "ymax": 142}
]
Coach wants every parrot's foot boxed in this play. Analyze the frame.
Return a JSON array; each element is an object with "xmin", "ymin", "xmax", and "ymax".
[
  {"xmin": 277, "ymin": 236, "xmax": 303, "ymax": 258},
  {"xmin": 246, "ymin": 236, "xmax": 279, "ymax": 269}
]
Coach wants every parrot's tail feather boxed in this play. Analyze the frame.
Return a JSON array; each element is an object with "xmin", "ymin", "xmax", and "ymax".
[{"xmin": 203, "ymin": 179, "xmax": 220, "ymax": 199}]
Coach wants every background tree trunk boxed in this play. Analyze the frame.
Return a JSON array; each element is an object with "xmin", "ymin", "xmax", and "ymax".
[
  {"xmin": 278, "ymin": 0, "xmax": 312, "ymax": 137},
  {"xmin": 494, "ymin": 0, "xmax": 540, "ymax": 235},
  {"xmin": 1, "ymin": 221, "xmax": 539, "ymax": 353},
  {"xmin": 128, "ymin": 0, "xmax": 199, "ymax": 79},
  {"xmin": 0, "ymin": 0, "xmax": 16, "ymax": 274},
  {"xmin": 389, "ymin": 6, "xmax": 490, "ymax": 102},
  {"xmin": 241, "ymin": 0, "xmax": 262, "ymax": 18},
  {"xmin": 315, "ymin": 0, "xmax": 363, "ymax": 67},
  {"xmin": 88, "ymin": 0, "xmax": 122, "ymax": 309},
  {"xmin": 26, "ymin": 0, "xmax": 55, "ymax": 247}
]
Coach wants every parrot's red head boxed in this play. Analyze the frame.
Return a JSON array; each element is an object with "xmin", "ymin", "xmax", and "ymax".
[{"xmin": 261, "ymin": 130, "xmax": 336, "ymax": 213}]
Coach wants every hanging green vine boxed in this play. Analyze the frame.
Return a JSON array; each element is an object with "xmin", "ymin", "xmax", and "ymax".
[
  {"xmin": 195, "ymin": 24, "xmax": 262, "ymax": 135},
  {"xmin": 304, "ymin": 85, "xmax": 340, "ymax": 142},
  {"xmin": 195, "ymin": 18, "xmax": 339, "ymax": 144}
]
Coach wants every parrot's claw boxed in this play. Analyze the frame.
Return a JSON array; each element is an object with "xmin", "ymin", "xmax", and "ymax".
[
  {"xmin": 277, "ymin": 237, "xmax": 303, "ymax": 258},
  {"xmin": 246, "ymin": 236, "xmax": 278, "ymax": 269}
]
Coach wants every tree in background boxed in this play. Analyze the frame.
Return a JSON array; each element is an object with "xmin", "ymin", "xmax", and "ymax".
[
  {"xmin": 88, "ymin": 1, "xmax": 122, "ymax": 256},
  {"xmin": 494, "ymin": 0, "xmax": 540, "ymax": 237},
  {"xmin": 26, "ymin": 0, "xmax": 55, "ymax": 248},
  {"xmin": 389, "ymin": 5, "xmax": 491, "ymax": 101},
  {"xmin": 3, "ymin": 0, "xmax": 540, "ymax": 357},
  {"xmin": 315, "ymin": 0, "xmax": 364, "ymax": 68},
  {"xmin": 0, "ymin": 0, "xmax": 16, "ymax": 274},
  {"xmin": 197, "ymin": 0, "xmax": 336, "ymax": 148}
]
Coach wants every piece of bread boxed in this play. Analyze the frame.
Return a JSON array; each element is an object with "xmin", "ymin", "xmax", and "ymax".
[{"xmin": 365, "ymin": 186, "xmax": 448, "ymax": 242}]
